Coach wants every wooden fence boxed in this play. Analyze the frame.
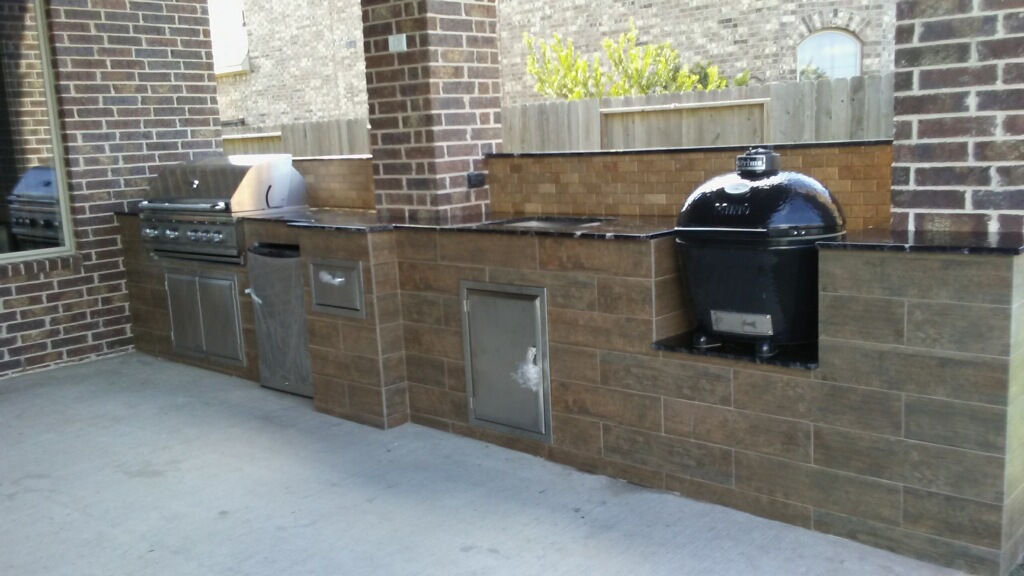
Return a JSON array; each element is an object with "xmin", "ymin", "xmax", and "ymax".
[
  {"xmin": 501, "ymin": 73, "xmax": 894, "ymax": 153},
  {"xmin": 222, "ymin": 117, "xmax": 371, "ymax": 157}
]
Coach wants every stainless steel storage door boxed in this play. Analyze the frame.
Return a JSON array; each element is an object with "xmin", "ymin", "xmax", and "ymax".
[{"xmin": 461, "ymin": 281, "xmax": 550, "ymax": 443}]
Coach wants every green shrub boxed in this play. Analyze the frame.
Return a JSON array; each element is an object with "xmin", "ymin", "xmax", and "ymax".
[{"xmin": 524, "ymin": 22, "xmax": 749, "ymax": 100}]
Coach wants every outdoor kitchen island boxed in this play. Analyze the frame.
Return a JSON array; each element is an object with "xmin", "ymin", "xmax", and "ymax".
[{"xmin": 118, "ymin": 209, "xmax": 1024, "ymax": 576}]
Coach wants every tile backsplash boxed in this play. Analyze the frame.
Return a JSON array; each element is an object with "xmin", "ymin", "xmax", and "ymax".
[{"xmin": 487, "ymin": 143, "xmax": 892, "ymax": 231}]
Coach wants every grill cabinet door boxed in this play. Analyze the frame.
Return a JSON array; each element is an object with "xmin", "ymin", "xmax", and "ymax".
[
  {"xmin": 166, "ymin": 272, "xmax": 204, "ymax": 355},
  {"xmin": 462, "ymin": 282, "xmax": 550, "ymax": 442},
  {"xmin": 197, "ymin": 276, "xmax": 244, "ymax": 363}
]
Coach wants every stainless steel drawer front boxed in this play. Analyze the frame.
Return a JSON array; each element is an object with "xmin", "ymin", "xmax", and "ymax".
[{"xmin": 310, "ymin": 258, "xmax": 365, "ymax": 318}]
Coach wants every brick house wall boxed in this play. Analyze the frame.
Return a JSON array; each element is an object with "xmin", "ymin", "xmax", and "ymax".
[
  {"xmin": 214, "ymin": 0, "xmax": 367, "ymax": 130},
  {"xmin": 500, "ymin": 0, "xmax": 897, "ymax": 105},
  {"xmin": 891, "ymin": 0, "xmax": 1024, "ymax": 232},
  {"xmin": 0, "ymin": 0, "xmax": 221, "ymax": 377},
  {"xmin": 1, "ymin": 1, "xmax": 53, "ymax": 171}
]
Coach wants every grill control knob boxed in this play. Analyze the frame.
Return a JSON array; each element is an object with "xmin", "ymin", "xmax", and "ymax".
[
  {"xmin": 187, "ymin": 230, "xmax": 199, "ymax": 241},
  {"xmin": 28, "ymin": 218, "xmax": 41, "ymax": 227},
  {"xmin": 42, "ymin": 219, "xmax": 55, "ymax": 229},
  {"xmin": 164, "ymin": 228, "xmax": 179, "ymax": 240},
  {"xmin": 142, "ymin": 227, "xmax": 159, "ymax": 238},
  {"xmin": 210, "ymin": 231, "xmax": 224, "ymax": 243}
]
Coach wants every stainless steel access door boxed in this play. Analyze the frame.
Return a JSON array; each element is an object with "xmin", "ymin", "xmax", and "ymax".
[{"xmin": 461, "ymin": 281, "xmax": 551, "ymax": 444}]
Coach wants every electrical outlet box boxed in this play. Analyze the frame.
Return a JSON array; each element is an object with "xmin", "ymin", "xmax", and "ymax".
[{"xmin": 387, "ymin": 34, "xmax": 407, "ymax": 53}]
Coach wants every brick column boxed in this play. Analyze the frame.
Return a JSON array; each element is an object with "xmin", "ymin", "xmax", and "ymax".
[
  {"xmin": 891, "ymin": 1, "xmax": 1024, "ymax": 232},
  {"xmin": 362, "ymin": 0, "xmax": 501, "ymax": 225}
]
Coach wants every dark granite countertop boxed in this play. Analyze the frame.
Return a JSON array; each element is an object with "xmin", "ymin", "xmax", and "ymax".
[
  {"xmin": 251, "ymin": 209, "xmax": 677, "ymax": 240},
  {"xmin": 818, "ymin": 228, "xmax": 1024, "ymax": 255}
]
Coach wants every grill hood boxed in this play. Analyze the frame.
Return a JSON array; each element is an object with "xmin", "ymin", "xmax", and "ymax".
[
  {"xmin": 675, "ymin": 148, "xmax": 844, "ymax": 240},
  {"xmin": 140, "ymin": 154, "xmax": 307, "ymax": 214}
]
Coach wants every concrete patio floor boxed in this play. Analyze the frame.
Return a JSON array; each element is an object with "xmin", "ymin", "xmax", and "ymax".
[{"xmin": 0, "ymin": 352, "xmax": 974, "ymax": 576}]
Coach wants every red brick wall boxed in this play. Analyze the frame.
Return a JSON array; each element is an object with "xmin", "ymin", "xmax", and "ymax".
[
  {"xmin": 891, "ymin": 1, "xmax": 1024, "ymax": 232},
  {"xmin": 362, "ymin": 0, "xmax": 501, "ymax": 225},
  {"xmin": 0, "ymin": 0, "xmax": 221, "ymax": 376}
]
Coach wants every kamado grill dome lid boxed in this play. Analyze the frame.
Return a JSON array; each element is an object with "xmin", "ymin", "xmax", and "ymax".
[{"xmin": 675, "ymin": 148, "xmax": 844, "ymax": 239}]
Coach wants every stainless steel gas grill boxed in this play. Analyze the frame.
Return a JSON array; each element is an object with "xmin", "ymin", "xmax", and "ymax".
[
  {"xmin": 7, "ymin": 165, "xmax": 63, "ymax": 251},
  {"xmin": 139, "ymin": 154, "xmax": 307, "ymax": 264}
]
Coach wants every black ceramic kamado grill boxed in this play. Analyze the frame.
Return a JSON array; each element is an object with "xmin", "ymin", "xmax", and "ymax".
[{"xmin": 675, "ymin": 148, "xmax": 844, "ymax": 357}]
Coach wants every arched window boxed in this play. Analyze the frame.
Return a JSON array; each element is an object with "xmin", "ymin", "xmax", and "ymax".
[
  {"xmin": 797, "ymin": 29, "xmax": 861, "ymax": 81},
  {"xmin": 209, "ymin": 0, "xmax": 249, "ymax": 75}
]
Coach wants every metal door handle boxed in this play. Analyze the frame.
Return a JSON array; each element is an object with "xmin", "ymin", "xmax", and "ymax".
[
  {"xmin": 244, "ymin": 287, "xmax": 262, "ymax": 305},
  {"xmin": 318, "ymin": 270, "xmax": 346, "ymax": 286}
]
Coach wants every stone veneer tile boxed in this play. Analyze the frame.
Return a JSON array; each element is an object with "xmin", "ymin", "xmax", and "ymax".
[
  {"xmin": 397, "ymin": 261, "xmax": 487, "ymax": 294},
  {"xmin": 665, "ymin": 475, "xmax": 813, "ymax": 529},
  {"xmin": 407, "ymin": 382, "xmax": 468, "ymax": 424},
  {"xmin": 819, "ymin": 293, "xmax": 906, "ymax": 345},
  {"xmin": 599, "ymin": 351, "xmax": 732, "ymax": 406},
  {"xmin": 309, "ymin": 347, "xmax": 381, "ymax": 386},
  {"xmin": 339, "ymin": 323, "xmax": 381, "ymax": 357},
  {"xmin": 652, "ymin": 237, "xmax": 679, "ymax": 279},
  {"xmin": 1004, "ymin": 486, "xmax": 1024, "ymax": 548},
  {"xmin": 733, "ymin": 371, "xmax": 903, "ymax": 436},
  {"xmin": 312, "ymin": 373, "xmax": 347, "ymax": 414},
  {"xmin": 820, "ymin": 251, "xmax": 1013, "ymax": 306},
  {"xmin": 395, "ymin": 229, "xmax": 438, "ymax": 262},
  {"xmin": 381, "ymin": 353, "xmax": 406, "ymax": 387},
  {"xmin": 347, "ymin": 383, "xmax": 385, "ymax": 418},
  {"xmin": 906, "ymin": 300, "xmax": 1012, "ymax": 357},
  {"xmin": 369, "ymin": 231, "xmax": 398, "ymax": 264},
  {"xmin": 405, "ymin": 353, "xmax": 447, "ymax": 388},
  {"xmin": 818, "ymin": 338, "xmax": 1010, "ymax": 406},
  {"xmin": 903, "ymin": 486, "xmax": 1003, "ymax": 550},
  {"xmin": 378, "ymin": 323, "xmax": 404, "ymax": 357},
  {"xmin": 813, "ymin": 511, "xmax": 1001, "ymax": 576},
  {"xmin": 596, "ymin": 276, "xmax": 653, "ymax": 317},
  {"xmin": 549, "ymin": 344, "xmax": 600, "ymax": 385},
  {"xmin": 548, "ymin": 446, "xmax": 666, "ymax": 490},
  {"xmin": 552, "ymin": 413, "xmax": 602, "ymax": 455},
  {"xmin": 298, "ymin": 229, "xmax": 369, "ymax": 261},
  {"xmin": 372, "ymin": 262, "xmax": 399, "ymax": 294},
  {"xmin": 445, "ymin": 359, "xmax": 465, "ymax": 392},
  {"xmin": 548, "ymin": 309, "xmax": 654, "ymax": 354},
  {"xmin": 403, "ymin": 323, "xmax": 462, "ymax": 362},
  {"xmin": 551, "ymin": 380, "xmax": 662, "ymax": 432},
  {"xmin": 399, "ymin": 292, "xmax": 446, "ymax": 326},
  {"xmin": 451, "ymin": 423, "xmax": 551, "ymax": 460},
  {"xmin": 1014, "ymin": 255, "xmax": 1024, "ymax": 306},
  {"xmin": 813, "ymin": 426, "xmax": 1005, "ymax": 503},
  {"xmin": 654, "ymin": 275, "xmax": 685, "ymax": 318},
  {"xmin": 734, "ymin": 452, "xmax": 902, "ymax": 526},
  {"xmin": 438, "ymin": 232, "xmax": 538, "ymax": 269},
  {"xmin": 376, "ymin": 291, "xmax": 402, "ymax": 325},
  {"xmin": 1006, "ymin": 391, "xmax": 1024, "ymax": 499},
  {"xmin": 602, "ymin": 423, "xmax": 734, "ymax": 486},
  {"xmin": 664, "ymin": 400, "xmax": 812, "ymax": 463},
  {"xmin": 486, "ymin": 268, "xmax": 597, "ymax": 312},
  {"xmin": 385, "ymin": 382, "xmax": 409, "ymax": 416},
  {"xmin": 538, "ymin": 237, "xmax": 652, "ymax": 278},
  {"xmin": 904, "ymin": 395, "xmax": 1006, "ymax": 454}
]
